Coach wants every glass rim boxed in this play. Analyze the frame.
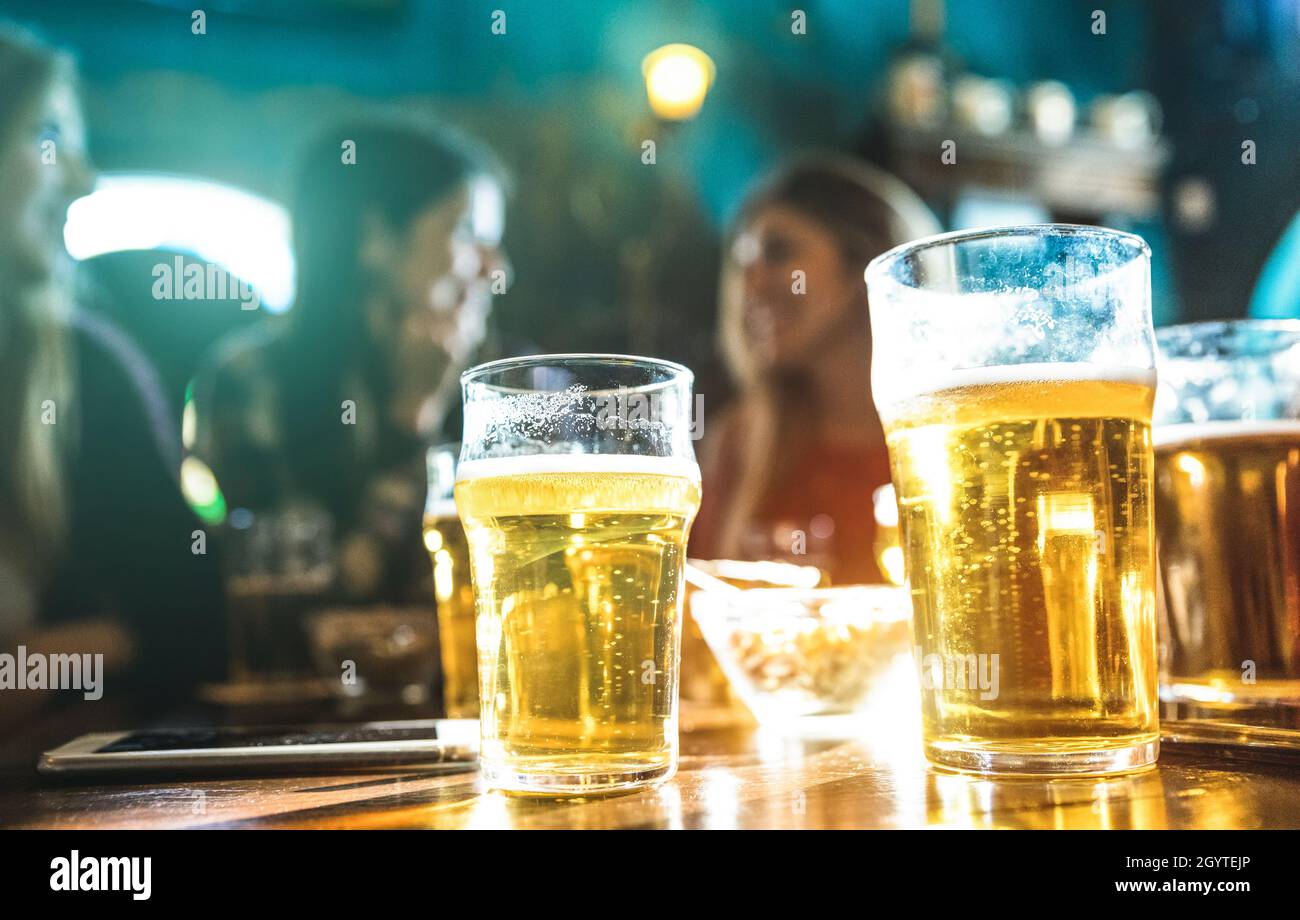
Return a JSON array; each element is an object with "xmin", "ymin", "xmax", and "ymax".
[
  {"xmin": 696, "ymin": 584, "xmax": 909, "ymax": 600},
  {"xmin": 461, "ymin": 352, "xmax": 694, "ymax": 388},
  {"xmin": 1156, "ymin": 318, "xmax": 1300, "ymax": 346},
  {"xmin": 866, "ymin": 223, "xmax": 1152, "ymax": 285},
  {"xmin": 692, "ymin": 584, "xmax": 912, "ymax": 621}
]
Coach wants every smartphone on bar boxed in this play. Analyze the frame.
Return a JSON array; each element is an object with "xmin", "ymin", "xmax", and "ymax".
[{"xmin": 39, "ymin": 719, "xmax": 479, "ymax": 779}]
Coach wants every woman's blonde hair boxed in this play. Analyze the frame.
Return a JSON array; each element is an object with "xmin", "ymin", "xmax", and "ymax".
[
  {"xmin": 709, "ymin": 153, "xmax": 939, "ymax": 560},
  {"xmin": 0, "ymin": 25, "xmax": 76, "ymax": 578}
]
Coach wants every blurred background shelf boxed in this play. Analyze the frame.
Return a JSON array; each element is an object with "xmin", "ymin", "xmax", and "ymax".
[{"xmin": 889, "ymin": 128, "xmax": 1171, "ymax": 220}]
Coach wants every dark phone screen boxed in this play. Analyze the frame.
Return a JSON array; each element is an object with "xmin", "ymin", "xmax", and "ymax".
[{"xmin": 97, "ymin": 725, "xmax": 441, "ymax": 753}]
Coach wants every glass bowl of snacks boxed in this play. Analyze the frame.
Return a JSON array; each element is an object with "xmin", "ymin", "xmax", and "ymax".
[
  {"xmin": 691, "ymin": 584, "xmax": 915, "ymax": 723},
  {"xmin": 308, "ymin": 606, "xmax": 439, "ymax": 705}
]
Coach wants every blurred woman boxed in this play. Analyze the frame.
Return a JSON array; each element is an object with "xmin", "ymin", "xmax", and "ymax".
[
  {"xmin": 690, "ymin": 155, "xmax": 940, "ymax": 583},
  {"xmin": 191, "ymin": 120, "xmax": 507, "ymax": 602},
  {"xmin": 0, "ymin": 26, "xmax": 224, "ymax": 723}
]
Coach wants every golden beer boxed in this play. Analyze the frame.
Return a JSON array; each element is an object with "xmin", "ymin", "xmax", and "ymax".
[
  {"xmin": 423, "ymin": 503, "xmax": 479, "ymax": 718},
  {"xmin": 456, "ymin": 455, "xmax": 700, "ymax": 792},
  {"xmin": 885, "ymin": 366, "xmax": 1159, "ymax": 771},
  {"xmin": 1154, "ymin": 422, "xmax": 1300, "ymax": 700}
]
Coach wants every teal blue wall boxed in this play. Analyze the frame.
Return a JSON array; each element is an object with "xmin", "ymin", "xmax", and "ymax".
[{"xmin": 1, "ymin": 0, "xmax": 1152, "ymax": 224}]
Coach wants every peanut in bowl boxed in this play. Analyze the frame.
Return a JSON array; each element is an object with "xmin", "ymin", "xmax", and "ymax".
[{"xmin": 690, "ymin": 584, "xmax": 916, "ymax": 723}]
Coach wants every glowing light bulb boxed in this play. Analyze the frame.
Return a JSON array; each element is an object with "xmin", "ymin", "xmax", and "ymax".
[{"xmin": 642, "ymin": 44, "xmax": 715, "ymax": 121}]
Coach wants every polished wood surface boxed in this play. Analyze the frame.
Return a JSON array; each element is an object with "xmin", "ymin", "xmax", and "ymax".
[{"xmin": 3, "ymin": 704, "xmax": 1300, "ymax": 829}]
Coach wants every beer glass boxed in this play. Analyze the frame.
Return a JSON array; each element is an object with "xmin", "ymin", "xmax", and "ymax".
[
  {"xmin": 867, "ymin": 225, "xmax": 1159, "ymax": 775},
  {"xmin": 1153, "ymin": 320, "xmax": 1300, "ymax": 703},
  {"xmin": 456, "ymin": 354, "xmax": 701, "ymax": 794},
  {"xmin": 424, "ymin": 444, "xmax": 479, "ymax": 718},
  {"xmin": 223, "ymin": 505, "xmax": 334, "ymax": 683}
]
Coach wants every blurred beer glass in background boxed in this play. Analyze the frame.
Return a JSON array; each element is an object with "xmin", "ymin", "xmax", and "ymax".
[
  {"xmin": 456, "ymin": 355, "xmax": 701, "ymax": 794},
  {"xmin": 872, "ymin": 483, "xmax": 906, "ymax": 586},
  {"xmin": 424, "ymin": 444, "xmax": 479, "ymax": 718},
  {"xmin": 1153, "ymin": 320, "xmax": 1300, "ymax": 703},
  {"xmin": 224, "ymin": 505, "xmax": 334, "ymax": 683},
  {"xmin": 867, "ymin": 225, "xmax": 1159, "ymax": 775}
]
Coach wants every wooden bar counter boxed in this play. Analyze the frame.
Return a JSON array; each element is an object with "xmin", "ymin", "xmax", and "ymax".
[{"xmin": 3, "ymin": 703, "xmax": 1299, "ymax": 829}]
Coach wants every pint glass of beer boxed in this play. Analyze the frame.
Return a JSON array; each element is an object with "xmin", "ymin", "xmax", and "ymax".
[
  {"xmin": 456, "ymin": 355, "xmax": 701, "ymax": 794},
  {"xmin": 424, "ymin": 444, "xmax": 479, "ymax": 718},
  {"xmin": 1153, "ymin": 320, "xmax": 1300, "ymax": 703},
  {"xmin": 867, "ymin": 225, "xmax": 1159, "ymax": 775}
]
